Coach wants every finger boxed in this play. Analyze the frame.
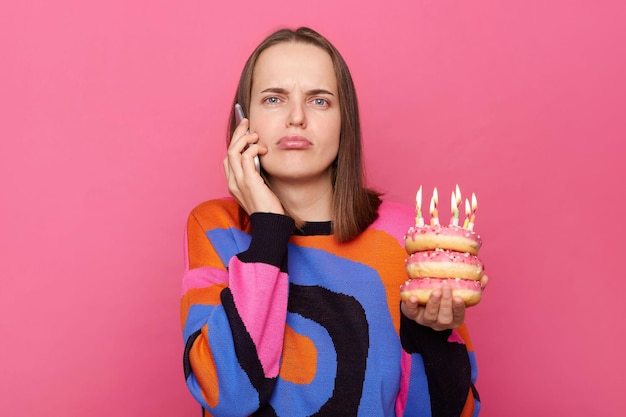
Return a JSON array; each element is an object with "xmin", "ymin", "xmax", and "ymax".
[
  {"xmin": 240, "ymin": 143, "xmax": 263, "ymax": 173},
  {"xmin": 451, "ymin": 297, "xmax": 466, "ymax": 327},
  {"xmin": 401, "ymin": 296, "xmax": 420, "ymax": 320},
  {"xmin": 230, "ymin": 118, "xmax": 250, "ymax": 148},
  {"xmin": 480, "ymin": 274, "xmax": 489, "ymax": 290},
  {"xmin": 224, "ymin": 156, "xmax": 237, "ymax": 187},
  {"xmin": 227, "ymin": 120, "xmax": 254, "ymax": 171},
  {"xmin": 421, "ymin": 288, "xmax": 442, "ymax": 324},
  {"xmin": 231, "ymin": 117, "xmax": 261, "ymax": 160},
  {"xmin": 229, "ymin": 133, "xmax": 260, "ymax": 160},
  {"xmin": 227, "ymin": 133, "xmax": 259, "ymax": 182},
  {"xmin": 437, "ymin": 285, "xmax": 454, "ymax": 326},
  {"xmin": 224, "ymin": 156, "xmax": 242, "ymax": 200}
]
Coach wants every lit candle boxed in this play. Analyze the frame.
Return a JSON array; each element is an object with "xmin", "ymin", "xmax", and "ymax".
[
  {"xmin": 430, "ymin": 187, "xmax": 439, "ymax": 226},
  {"xmin": 415, "ymin": 186, "xmax": 424, "ymax": 227},
  {"xmin": 468, "ymin": 193, "xmax": 478, "ymax": 231},
  {"xmin": 450, "ymin": 190, "xmax": 459, "ymax": 226},
  {"xmin": 455, "ymin": 184, "xmax": 462, "ymax": 209},
  {"xmin": 463, "ymin": 198, "xmax": 470, "ymax": 228}
]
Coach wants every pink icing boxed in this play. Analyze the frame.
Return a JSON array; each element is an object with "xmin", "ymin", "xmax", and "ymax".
[
  {"xmin": 405, "ymin": 225, "xmax": 482, "ymax": 246},
  {"xmin": 400, "ymin": 277, "xmax": 482, "ymax": 291},
  {"xmin": 405, "ymin": 249, "xmax": 483, "ymax": 267}
]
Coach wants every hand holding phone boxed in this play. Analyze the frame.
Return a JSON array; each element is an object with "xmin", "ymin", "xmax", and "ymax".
[{"xmin": 235, "ymin": 103, "xmax": 261, "ymax": 173}]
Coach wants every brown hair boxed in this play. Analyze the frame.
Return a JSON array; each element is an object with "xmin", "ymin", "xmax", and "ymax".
[{"xmin": 227, "ymin": 27, "xmax": 381, "ymax": 242}]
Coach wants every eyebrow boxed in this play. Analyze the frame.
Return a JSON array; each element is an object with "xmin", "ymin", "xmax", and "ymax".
[{"xmin": 260, "ymin": 87, "xmax": 336, "ymax": 96}]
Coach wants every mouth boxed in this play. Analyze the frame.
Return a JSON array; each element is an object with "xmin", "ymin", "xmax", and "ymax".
[{"xmin": 276, "ymin": 135, "xmax": 313, "ymax": 150}]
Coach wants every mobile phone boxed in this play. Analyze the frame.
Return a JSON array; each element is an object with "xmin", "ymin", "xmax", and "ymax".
[{"xmin": 235, "ymin": 103, "xmax": 261, "ymax": 173}]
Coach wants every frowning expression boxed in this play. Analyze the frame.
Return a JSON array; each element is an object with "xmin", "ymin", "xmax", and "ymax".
[{"xmin": 249, "ymin": 42, "xmax": 341, "ymax": 183}]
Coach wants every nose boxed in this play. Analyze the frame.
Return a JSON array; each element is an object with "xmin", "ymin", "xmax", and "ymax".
[{"xmin": 286, "ymin": 101, "xmax": 306, "ymax": 128}]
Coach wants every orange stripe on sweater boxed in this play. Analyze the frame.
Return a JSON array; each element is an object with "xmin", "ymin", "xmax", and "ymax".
[
  {"xmin": 455, "ymin": 323, "xmax": 474, "ymax": 352},
  {"xmin": 460, "ymin": 387, "xmax": 475, "ymax": 417},
  {"xmin": 279, "ymin": 324, "xmax": 317, "ymax": 384},
  {"xmin": 180, "ymin": 285, "xmax": 225, "ymax": 329},
  {"xmin": 189, "ymin": 325, "xmax": 219, "ymax": 409},
  {"xmin": 187, "ymin": 213, "xmax": 229, "ymax": 270}
]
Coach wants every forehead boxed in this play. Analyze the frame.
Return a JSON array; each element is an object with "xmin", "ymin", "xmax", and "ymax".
[{"xmin": 252, "ymin": 42, "xmax": 337, "ymax": 90}]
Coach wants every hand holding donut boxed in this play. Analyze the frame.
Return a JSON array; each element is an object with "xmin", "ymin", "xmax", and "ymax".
[
  {"xmin": 401, "ymin": 284, "xmax": 466, "ymax": 330},
  {"xmin": 224, "ymin": 118, "xmax": 283, "ymax": 215},
  {"xmin": 401, "ymin": 274, "xmax": 488, "ymax": 330}
]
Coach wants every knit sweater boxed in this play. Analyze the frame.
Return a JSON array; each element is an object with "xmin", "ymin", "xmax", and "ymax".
[{"xmin": 181, "ymin": 198, "xmax": 480, "ymax": 417}]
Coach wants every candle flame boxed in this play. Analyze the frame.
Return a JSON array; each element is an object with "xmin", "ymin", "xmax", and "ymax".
[
  {"xmin": 414, "ymin": 186, "xmax": 474, "ymax": 228},
  {"xmin": 450, "ymin": 191, "xmax": 456, "ymax": 215},
  {"xmin": 450, "ymin": 190, "xmax": 459, "ymax": 226},
  {"xmin": 467, "ymin": 192, "xmax": 477, "ymax": 230},
  {"xmin": 416, "ymin": 186, "xmax": 422, "ymax": 209},
  {"xmin": 415, "ymin": 186, "xmax": 424, "ymax": 226},
  {"xmin": 427, "ymin": 187, "xmax": 438, "ymax": 225}
]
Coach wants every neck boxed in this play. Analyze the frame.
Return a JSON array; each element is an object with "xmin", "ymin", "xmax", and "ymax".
[{"xmin": 267, "ymin": 172, "xmax": 334, "ymax": 222}]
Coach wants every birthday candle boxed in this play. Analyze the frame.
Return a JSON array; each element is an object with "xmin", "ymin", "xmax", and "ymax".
[
  {"xmin": 463, "ymin": 198, "xmax": 470, "ymax": 228},
  {"xmin": 450, "ymin": 190, "xmax": 459, "ymax": 226},
  {"xmin": 468, "ymin": 193, "xmax": 478, "ymax": 231},
  {"xmin": 415, "ymin": 186, "xmax": 424, "ymax": 227},
  {"xmin": 430, "ymin": 187, "xmax": 439, "ymax": 226}
]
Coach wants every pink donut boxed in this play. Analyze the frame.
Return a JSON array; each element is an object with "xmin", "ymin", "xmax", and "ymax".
[
  {"xmin": 405, "ymin": 249, "xmax": 484, "ymax": 280},
  {"xmin": 400, "ymin": 277, "xmax": 482, "ymax": 307},
  {"xmin": 405, "ymin": 225, "xmax": 482, "ymax": 255}
]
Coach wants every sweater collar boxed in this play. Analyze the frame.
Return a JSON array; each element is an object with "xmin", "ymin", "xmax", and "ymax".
[{"xmin": 293, "ymin": 221, "xmax": 333, "ymax": 236}]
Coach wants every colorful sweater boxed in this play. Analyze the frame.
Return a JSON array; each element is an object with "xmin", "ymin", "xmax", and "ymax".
[{"xmin": 181, "ymin": 198, "xmax": 480, "ymax": 417}]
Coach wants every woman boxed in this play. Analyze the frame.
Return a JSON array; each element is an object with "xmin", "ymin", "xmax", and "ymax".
[{"xmin": 181, "ymin": 27, "xmax": 481, "ymax": 416}]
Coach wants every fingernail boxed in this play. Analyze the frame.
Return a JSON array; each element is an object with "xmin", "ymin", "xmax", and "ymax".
[{"xmin": 443, "ymin": 286, "xmax": 452, "ymax": 297}]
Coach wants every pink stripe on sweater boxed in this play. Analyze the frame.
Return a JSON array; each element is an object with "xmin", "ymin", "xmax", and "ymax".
[
  {"xmin": 370, "ymin": 202, "xmax": 415, "ymax": 247},
  {"xmin": 447, "ymin": 329, "xmax": 465, "ymax": 344},
  {"xmin": 228, "ymin": 258, "xmax": 289, "ymax": 378},
  {"xmin": 395, "ymin": 350, "xmax": 412, "ymax": 415},
  {"xmin": 181, "ymin": 266, "xmax": 229, "ymax": 295}
]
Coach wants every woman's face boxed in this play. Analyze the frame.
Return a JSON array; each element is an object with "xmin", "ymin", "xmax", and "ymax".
[{"xmin": 249, "ymin": 42, "xmax": 340, "ymax": 184}]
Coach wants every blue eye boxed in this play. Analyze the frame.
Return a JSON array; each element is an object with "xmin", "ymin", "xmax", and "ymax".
[
  {"xmin": 265, "ymin": 97, "xmax": 280, "ymax": 104},
  {"xmin": 313, "ymin": 98, "xmax": 328, "ymax": 106}
]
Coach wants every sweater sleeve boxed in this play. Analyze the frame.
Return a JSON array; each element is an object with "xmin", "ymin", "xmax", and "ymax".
[
  {"xmin": 373, "ymin": 202, "xmax": 480, "ymax": 417},
  {"xmin": 181, "ymin": 203, "xmax": 295, "ymax": 416},
  {"xmin": 398, "ymin": 316, "xmax": 480, "ymax": 417}
]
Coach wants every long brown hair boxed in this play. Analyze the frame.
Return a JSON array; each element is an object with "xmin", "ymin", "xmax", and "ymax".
[{"xmin": 227, "ymin": 27, "xmax": 381, "ymax": 242}]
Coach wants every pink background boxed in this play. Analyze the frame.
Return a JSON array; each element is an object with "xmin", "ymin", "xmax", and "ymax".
[{"xmin": 2, "ymin": 0, "xmax": 625, "ymax": 415}]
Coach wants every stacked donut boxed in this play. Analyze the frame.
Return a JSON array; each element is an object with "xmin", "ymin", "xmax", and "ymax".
[{"xmin": 400, "ymin": 187, "xmax": 485, "ymax": 306}]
